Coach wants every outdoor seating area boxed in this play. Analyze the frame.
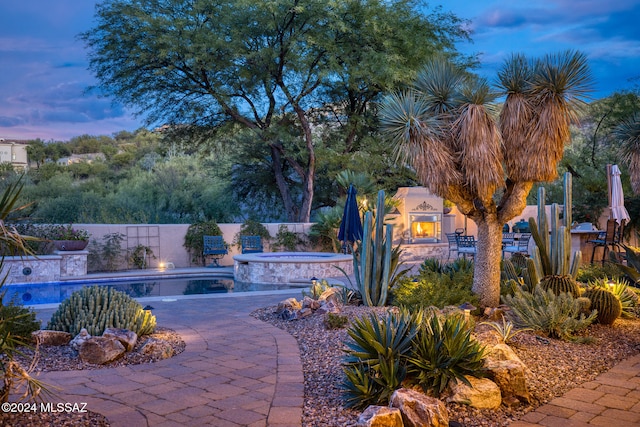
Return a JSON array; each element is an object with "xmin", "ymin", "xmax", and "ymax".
[
  {"xmin": 587, "ymin": 219, "xmax": 626, "ymax": 264},
  {"xmin": 203, "ymin": 235, "xmax": 228, "ymax": 267},
  {"xmin": 456, "ymin": 235, "xmax": 477, "ymax": 259},
  {"xmin": 241, "ymin": 235, "xmax": 264, "ymax": 254},
  {"xmin": 502, "ymin": 233, "xmax": 532, "ymax": 258}
]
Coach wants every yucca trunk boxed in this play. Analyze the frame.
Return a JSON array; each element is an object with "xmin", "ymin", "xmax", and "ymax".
[{"xmin": 472, "ymin": 214, "xmax": 504, "ymax": 308}]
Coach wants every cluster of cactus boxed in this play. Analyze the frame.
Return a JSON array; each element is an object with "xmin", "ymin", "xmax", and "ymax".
[
  {"xmin": 47, "ymin": 286, "xmax": 156, "ymax": 336},
  {"xmin": 582, "ymin": 286, "xmax": 622, "ymax": 325},
  {"xmin": 352, "ymin": 190, "xmax": 402, "ymax": 306},
  {"xmin": 529, "ymin": 173, "xmax": 581, "ymax": 282},
  {"xmin": 539, "ymin": 275, "xmax": 581, "ymax": 298},
  {"xmin": 502, "ymin": 256, "xmax": 539, "ymax": 293}
]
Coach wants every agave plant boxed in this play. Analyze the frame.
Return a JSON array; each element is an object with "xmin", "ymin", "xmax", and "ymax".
[
  {"xmin": 342, "ymin": 308, "xmax": 422, "ymax": 408},
  {"xmin": 406, "ymin": 312, "xmax": 486, "ymax": 396}
]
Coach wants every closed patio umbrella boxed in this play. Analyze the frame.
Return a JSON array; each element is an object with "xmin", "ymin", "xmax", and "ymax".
[
  {"xmin": 338, "ymin": 184, "xmax": 363, "ymax": 253},
  {"xmin": 609, "ymin": 164, "xmax": 631, "ymax": 224}
]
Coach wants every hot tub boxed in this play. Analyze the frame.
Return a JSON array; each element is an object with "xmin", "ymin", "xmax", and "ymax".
[{"xmin": 233, "ymin": 252, "xmax": 353, "ymax": 285}]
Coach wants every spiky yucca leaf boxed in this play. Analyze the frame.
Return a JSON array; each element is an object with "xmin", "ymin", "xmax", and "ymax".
[
  {"xmin": 526, "ymin": 50, "xmax": 592, "ymax": 182},
  {"xmin": 379, "ymin": 91, "xmax": 461, "ymax": 195},
  {"xmin": 614, "ymin": 112, "xmax": 640, "ymax": 194},
  {"xmin": 413, "ymin": 57, "xmax": 467, "ymax": 115}
]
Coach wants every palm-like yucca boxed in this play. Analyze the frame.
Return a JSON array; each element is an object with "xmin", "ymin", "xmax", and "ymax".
[
  {"xmin": 380, "ymin": 51, "xmax": 593, "ymax": 308},
  {"xmin": 499, "ymin": 51, "xmax": 592, "ymax": 182},
  {"xmin": 614, "ymin": 112, "xmax": 640, "ymax": 194}
]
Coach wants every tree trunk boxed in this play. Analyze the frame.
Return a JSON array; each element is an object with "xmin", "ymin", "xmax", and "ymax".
[
  {"xmin": 472, "ymin": 212, "xmax": 503, "ymax": 308},
  {"xmin": 270, "ymin": 145, "xmax": 297, "ymax": 222}
]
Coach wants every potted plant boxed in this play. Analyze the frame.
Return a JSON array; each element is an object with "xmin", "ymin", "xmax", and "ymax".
[
  {"xmin": 47, "ymin": 224, "xmax": 90, "ymax": 251},
  {"xmin": 443, "ymin": 199, "xmax": 454, "ymax": 214}
]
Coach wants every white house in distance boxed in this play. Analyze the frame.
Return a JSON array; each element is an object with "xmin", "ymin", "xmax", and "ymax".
[{"xmin": 0, "ymin": 138, "xmax": 29, "ymax": 171}]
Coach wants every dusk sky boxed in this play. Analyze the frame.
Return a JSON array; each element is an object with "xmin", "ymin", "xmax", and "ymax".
[{"xmin": 1, "ymin": 0, "xmax": 639, "ymax": 141}]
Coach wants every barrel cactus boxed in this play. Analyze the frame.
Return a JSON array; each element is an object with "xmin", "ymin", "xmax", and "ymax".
[
  {"xmin": 583, "ymin": 287, "xmax": 622, "ymax": 325},
  {"xmin": 47, "ymin": 286, "xmax": 156, "ymax": 336},
  {"xmin": 539, "ymin": 275, "xmax": 581, "ymax": 298}
]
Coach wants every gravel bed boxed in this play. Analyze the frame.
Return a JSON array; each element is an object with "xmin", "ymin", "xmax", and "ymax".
[
  {"xmin": 1, "ymin": 327, "xmax": 185, "ymax": 427},
  {"xmin": 252, "ymin": 305, "xmax": 640, "ymax": 427}
]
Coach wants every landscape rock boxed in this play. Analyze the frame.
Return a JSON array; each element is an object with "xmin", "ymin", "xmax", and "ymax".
[
  {"xmin": 446, "ymin": 376, "xmax": 502, "ymax": 409},
  {"xmin": 319, "ymin": 287, "xmax": 343, "ymax": 306},
  {"xmin": 484, "ymin": 343, "xmax": 532, "ymax": 403},
  {"xmin": 390, "ymin": 388, "xmax": 448, "ymax": 427},
  {"xmin": 70, "ymin": 328, "xmax": 92, "ymax": 351},
  {"xmin": 140, "ymin": 337, "xmax": 174, "ymax": 360},
  {"xmin": 103, "ymin": 328, "xmax": 138, "ymax": 352},
  {"xmin": 357, "ymin": 405, "xmax": 404, "ymax": 427},
  {"xmin": 276, "ymin": 298, "xmax": 302, "ymax": 320},
  {"xmin": 301, "ymin": 296, "xmax": 321, "ymax": 310},
  {"xmin": 31, "ymin": 330, "xmax": 72, "ymax": 346},
  {"xmin": 79, "ymin": 336, "xmax": 126, "ymax": 365}
]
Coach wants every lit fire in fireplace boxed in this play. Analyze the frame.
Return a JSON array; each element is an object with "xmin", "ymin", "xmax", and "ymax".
[{"xmin": 410, "ymin": 215, "xmax": 441, "ymax": 241}]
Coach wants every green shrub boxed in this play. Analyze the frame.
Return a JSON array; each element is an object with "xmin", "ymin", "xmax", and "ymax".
[
  {"xmin": 502, "ymin": 286, "xmax": 597, "ymax": 342},
  {"xmin": 0, "ymin": 300, "xmax": 40, "ymax": 342},
  {"xmin": 576, "ymin": 262, "xmax": 623, "ymax": 283},
  {"xmin": 233, "ymin": 219, "xmax": 271, "ymax": 250},
  {"xmin": 47, "ymin": 286, "xmax": 156, "ymax": 336},
  {"xmin": 184, "ymin": 220, "xmax": 224, "ymax": 266},
  {"xmin": 273, "ymin": 224, "xmax": 302, "ymax": 251},
  {"xmin": 324, "ymin": 313, "xmax": 349, "ymax": 330},
  {"xmin": 406, "ymin": 313, "xmax": 486, "ymax": 396},
  {"xmin": 391, "ymin": 268, "xmax": 476, "ymax": 310},
  {"xmin": 88, "ymin": 232, "xmax": 126, "ymax": 272}
]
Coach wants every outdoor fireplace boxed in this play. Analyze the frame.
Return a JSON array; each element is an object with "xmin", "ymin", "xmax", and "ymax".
[{"xmin": 393, "ymin": 187, "xmax": 443, "ymax": 243}]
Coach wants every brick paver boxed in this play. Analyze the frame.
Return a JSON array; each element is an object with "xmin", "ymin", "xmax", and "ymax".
[
  {"xmin": 509, "ymin": 353, "xmax": 640, "ymax": 426},
  {"xmin": 30, "ymin": 290, "xmax": 305, "ymax": 426}
]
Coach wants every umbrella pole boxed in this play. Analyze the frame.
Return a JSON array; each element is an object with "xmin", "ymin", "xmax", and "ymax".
[{"xmin": 606, "ymin": 163, "xmax": 612, "ymax": 219}]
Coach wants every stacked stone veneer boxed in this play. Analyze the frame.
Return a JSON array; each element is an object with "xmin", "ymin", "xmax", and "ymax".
[
  {"xmin": 3, "ymin": 250, "xmax": 87, "ymax": 284},
  {"xmin": 234, "ymin": 253, "xmax": 353, "ymax": 285}
]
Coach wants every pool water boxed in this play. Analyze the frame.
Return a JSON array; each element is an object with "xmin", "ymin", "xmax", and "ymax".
[{"xmin": 4, "ymin": 276, "xmax": 299, "ymax": 305}]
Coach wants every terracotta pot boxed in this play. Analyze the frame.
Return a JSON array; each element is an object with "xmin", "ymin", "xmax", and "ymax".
[{"xmin": 53, "ymin": 240, "xmax": 88, "ymax": 251}]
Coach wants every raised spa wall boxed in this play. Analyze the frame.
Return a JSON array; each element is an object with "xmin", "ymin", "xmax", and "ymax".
[
  {"xmin": 234, "ymin": 252, "xmax": 353, "ymax": 285},
  {"xmin": 4, "ymin": 250, "xmax": 88, "ymax": 284}
]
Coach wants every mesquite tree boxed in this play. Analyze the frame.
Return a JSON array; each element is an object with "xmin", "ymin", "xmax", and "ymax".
[{"xmin": 380, "ymin": 51, "xmax": 593, "ymax": 307}]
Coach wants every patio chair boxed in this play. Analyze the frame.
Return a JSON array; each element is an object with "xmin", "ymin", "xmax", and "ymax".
[
  {"xmin": 502, "ymin": 233, "xmax": 531, "ymax": 258},
  {"xmin": 587, "ymin": 219, "xmax": 624, "ymax": 264},
  {"xmin": 445, "ymin": 232, "xmax": 458, "ymax": 260},
  {"xmin": 203, "ymin": 235, "xmax": 228, "ymax": 267},
  {"xmin": 241, "ymin": 235, "xmax": 264, "ymax": 254},
  {"xmin": 456, "ymin": 235, "xmax": 477, "ymax": 259}
]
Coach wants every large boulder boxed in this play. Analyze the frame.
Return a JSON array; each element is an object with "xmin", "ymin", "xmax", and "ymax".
[
  {"xmin": 79, "ymin": 336, "xmax": 126, "ymax": 365},
  {"xmin": 103, "ymin": 328, "xmax": 138, "ymax": 352},
  {"xmin": 390, "ymin": 388, "xmax": 448, "ymax": 427},
  {"xmin": 484, "ymin": 343, "xmax": 532, "ymax": 403},
  {"xmin": 446, "ymin": 376, "xmax": 502, "ymax": 409},
  {"xmin": 357, "ymin": 405, "xmax": 403, "ymax": 427},
  {"xmin": 31, "ymin": 330, "xmax": 72, "ymax": 346}
]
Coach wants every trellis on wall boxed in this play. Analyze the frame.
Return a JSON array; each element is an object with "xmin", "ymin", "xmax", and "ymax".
[{"xmin": 126, "ymin": 226, "xmax": 160, "ymax": 269}]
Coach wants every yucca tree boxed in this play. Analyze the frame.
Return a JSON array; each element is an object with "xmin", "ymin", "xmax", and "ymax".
[
  {"xmin": 614, "ymin": 112, "xmax": 640, "ymax": 194},
  {"xmin": 380, "ymin": 51, "xmax": 592, "ymax": 307}
]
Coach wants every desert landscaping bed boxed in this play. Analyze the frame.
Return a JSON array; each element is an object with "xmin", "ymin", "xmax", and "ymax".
[
  {"xmin": 253, "ymin": 305, "xmax": 640, "ymax": 427},
  {"xmin": 0, "ymin": 327, "xmax": 184, "ymax": 427}
]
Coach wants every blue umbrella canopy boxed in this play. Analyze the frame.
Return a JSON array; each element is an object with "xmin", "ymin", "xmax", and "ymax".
[{"xmin": 338, "ymin": 185, "xmax": 363, "ymax": 247}]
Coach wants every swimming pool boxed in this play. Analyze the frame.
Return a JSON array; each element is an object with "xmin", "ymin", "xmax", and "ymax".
[{"xmin": 4, "ymin": 275, "xmax": 301, "ymax": 305}]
